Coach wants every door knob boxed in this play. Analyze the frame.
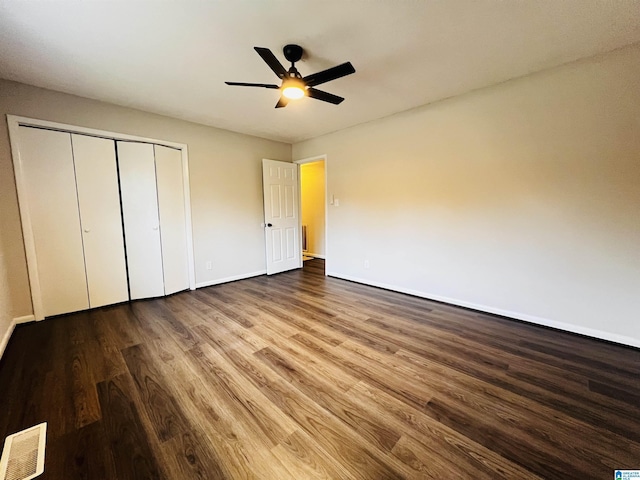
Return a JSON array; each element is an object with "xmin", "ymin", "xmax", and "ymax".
[
  {"xmin": 153, "ymin": 226, "xmax": 159, "ymax": 230},
  {"xmin": 266, "ymin": 223, "xmax": 273, "ymax": 227},
  {"xmin": 83, "ymin": 228, "xmax": 90, "ymax": 233}
]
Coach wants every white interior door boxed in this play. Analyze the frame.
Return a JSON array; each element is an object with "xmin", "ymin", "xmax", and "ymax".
[
  {"xmin": 117, "ymin": 141, "xmax": 165, "ymax": 300},
  {"xmin": 17, "ymin": 127, "xmax": 89, "ymax": 317},
  {"xmin": 72, "ymin": 134, "xmax": 129, "ymax": 308},
  {"xmin": 262, "ymin": 159, "xmax": 301, "ymax": 275},
  {"xmin": 154, "ymin": 145, "xmax": 189, "ymax": 295}
]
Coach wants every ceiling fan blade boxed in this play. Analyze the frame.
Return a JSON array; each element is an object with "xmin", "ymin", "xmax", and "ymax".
[
  {"xmin": 275, "ymin": 97, "xmax": 289, "ymax": 108},
  {"xmin": 307, "ymin": 88, "xmax": 344, "ymax": 105},
  {"xmin": 254, "ymin": 47, "xmax": 288, "ymax": 79},
  {"xmin": 225, "ymin": 82, "xmax": 280, "ymax": 89},
  {"xmin": 303, "ymin": 62, "xmax": 355, "ymax": 88}
]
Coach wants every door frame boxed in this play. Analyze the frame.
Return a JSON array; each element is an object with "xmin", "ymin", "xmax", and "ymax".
[
  {"xmin": 7, "ymin": 114, "xmax": 196, "ymax": 320},
  {"xmin": 294, "ymin": 154, "xmax": 328, "ymax": 275}
]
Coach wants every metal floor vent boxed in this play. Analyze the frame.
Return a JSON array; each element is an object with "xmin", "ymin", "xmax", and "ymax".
[{"xmin": 0, "ymin": 423, "xmax": 47, "ymax": 480}]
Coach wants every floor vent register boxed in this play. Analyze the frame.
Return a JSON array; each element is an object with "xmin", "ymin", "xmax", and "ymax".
[{"xmin": 0, "ymin": 423, "xmax": 46, "ymax": 480}]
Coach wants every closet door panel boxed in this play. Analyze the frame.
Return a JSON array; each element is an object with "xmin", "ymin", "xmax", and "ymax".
[
  {"xmin": 18, "ymin": 127, "xmax": 89, "ymax": 317},
  {"xmin": 154, "ymin": 145, "xmax": 189, "ymax": 295},
  {"xmin": 72, "ymin": 134, "xmax": 128, "ymax": 307},
  {"xmin": 117, "ymin": 141, "xmax": 165, "ymax": 300}
]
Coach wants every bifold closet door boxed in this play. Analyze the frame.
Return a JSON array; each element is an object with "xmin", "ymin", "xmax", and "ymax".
[
  {"xmin": 72, "ymin": 134, "xmax": 128, "ymax": 307},
  {"xmin": 117, "ymin": 141, "xmax": 165, "ymax": 300},
  {"xmin": 154, "ymin": 145, "xmax": 189, "ymax": 295},
  {"xmin": 17, "ymin": 127, "xmax": 89, "ymax": 317}
]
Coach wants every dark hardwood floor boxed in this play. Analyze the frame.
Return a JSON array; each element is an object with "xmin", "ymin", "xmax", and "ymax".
[{"xmin": 1, "ymin": 258, "xmax": 639, "ymax": 479}]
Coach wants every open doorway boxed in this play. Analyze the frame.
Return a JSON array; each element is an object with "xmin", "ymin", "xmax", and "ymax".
[{"xmin": 296, "ymin": 155, "xmax": 326, "ymax": 274}]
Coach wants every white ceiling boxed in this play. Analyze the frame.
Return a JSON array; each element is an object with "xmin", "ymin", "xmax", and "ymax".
[{"xmin": 1, "ymin": 1, "xmax": 639, "ymax": 144}]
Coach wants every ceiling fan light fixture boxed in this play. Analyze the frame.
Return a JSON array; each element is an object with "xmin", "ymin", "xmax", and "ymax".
[
  {"xmin": 225, "ymin": 45, "xmax": 354, "ymax": 107},
  {"xmin": 281, "ymin": 78, "xmax": 306, "ymax": 99}
]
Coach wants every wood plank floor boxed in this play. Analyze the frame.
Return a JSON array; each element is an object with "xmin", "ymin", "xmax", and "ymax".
[{"xmin": 1, "ymin": 259, "xmax": 639, "ymax": 479}]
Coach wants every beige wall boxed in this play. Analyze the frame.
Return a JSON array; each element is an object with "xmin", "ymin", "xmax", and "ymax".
[
  {"xmin": 293, "ymin": 44, "xmax": 640, "ymax": 347},
  {"xmin": 0, "ymin": 79, "xmax": 291, "ymax": 339},
  {"xmin": 0, "ymin": 232, "xmax": 14, "ymax": 356},
  {"xmin": 300, "ymin": 161, "xmax": 326, "ymax": 257},
  {"xmin": 2, "ymin": 43, "xmax": 639, "ymax": 349}
]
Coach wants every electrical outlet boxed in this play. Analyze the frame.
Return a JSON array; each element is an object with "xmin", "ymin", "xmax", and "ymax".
[
  {"xmin": 364, "ymin": 259, "xmax": 370, "ymax": 269},
  {"xmin": 205, "ymin": 261, "xmax": 212, "ymax": 270}
]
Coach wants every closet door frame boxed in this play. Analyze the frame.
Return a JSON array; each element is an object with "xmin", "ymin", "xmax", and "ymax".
[{"xmin": 7, "ymin": 115, "xmax": 196, "ymax": 321}]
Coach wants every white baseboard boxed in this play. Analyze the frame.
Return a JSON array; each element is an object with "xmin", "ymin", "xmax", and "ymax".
[
  {"xmin": 196, "ymin": 270, "xmax": 266, "ymax": 289},
  {"xmin": 15, "ymin": 315, "xmax": 35, "ymax": 324},
  {"xmin": 0, "ymin": 319, "xmax": 16, "ymax": 361},
  {"xmin": 326, "ymin": 271, "xmax": 640, "ymax": 349},
  {"xmin": 0, "ymin": 315, "xmax": 35, "ymax": 360},
  {"xmin": 304, "ymin": 253, "xmax": 325, "ymax": 259}
]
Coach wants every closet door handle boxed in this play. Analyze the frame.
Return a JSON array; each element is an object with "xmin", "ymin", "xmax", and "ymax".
[
  {"xmin": 83, "ymin": 228, "xmax": 91, "ymax": 233},
  {"xmin": 152, "ymin": 226, "xmax": 159, "ymax": 231}
]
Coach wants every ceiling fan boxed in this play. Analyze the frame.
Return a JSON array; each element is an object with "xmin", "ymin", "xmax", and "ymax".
[{"xmin": 225, "ymin": 44, "xmax": 355, "ymax": 108}]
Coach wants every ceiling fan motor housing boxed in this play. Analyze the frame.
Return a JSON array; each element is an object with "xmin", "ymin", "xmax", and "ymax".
[{"xmin": 283, "ymin": 44, "xmax": 303, "ymax": 64}]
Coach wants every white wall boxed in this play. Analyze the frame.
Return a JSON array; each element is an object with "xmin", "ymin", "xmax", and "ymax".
[
  {"xmin": 293, "ymin": 44, "xmax": 640, "ymax": 347},
  {"xmin": 0, "ymin": 79, "xmax": 291, "ymax": 344},
  {"xmin": 300, "ymin": 161, "xmax": 326, "ymax": 258}
]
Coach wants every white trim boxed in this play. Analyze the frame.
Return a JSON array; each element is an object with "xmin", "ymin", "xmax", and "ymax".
[
  {"xmin": 7, "ymin": 118, "xmax": 45, "ymax": 319},
  {"xmin": 296, "ymin": 162, "xmax": 303, "ymax": 269},
  {"xmin": 195, "ymin": 270, "xmax": 266, "ymax": 289},
  {"xmin": 0, "ymin": 320, "xmax": 16, "ymax": 360},
  {"xmin": 180, "ymin": 146, "xmax": 196, "ymax": 290},
  {"xmin": 0, "ymin": 313, "xmax": 35, "ymax": 360},
  {"xmin": 7, "ymin": 115, "xmax": 197, "ymax": 319},
  {"xmin": 324, "ymin": 157, "xmax": 328, "ymax": 275},
  {"xmin": 294, "ymin": 154, "xmax": 328, "ymax": 165},
  {"xmin": 7, "ymin": 115, "xmax": 186, "ymax": 149},
  {"xmin": 14, "ymin": 315, "xmax": 35, "ymax": 324},
  {"xmin": 294, "ymin": 154, "xmax": 328, "ymax": 275},
  {"xmin": 326, "ymin": 272, "xmax": 640, "ymax": 349},
  {"xmin": 305, "ymin": 253, "xmax": 325, "ymax": 259}
]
